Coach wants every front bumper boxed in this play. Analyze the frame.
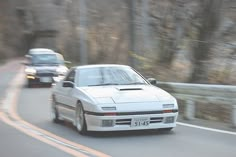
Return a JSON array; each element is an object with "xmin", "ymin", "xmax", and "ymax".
[
  {"xmin": 85, "ymin": 112, "xmax": 178, "ymax": 131},
  {"xmin": 26, "ymin": 74, "xmax": 64, "ymax": 84}
]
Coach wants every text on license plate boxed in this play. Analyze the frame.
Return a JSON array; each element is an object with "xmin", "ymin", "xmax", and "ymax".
[
  {"xmin": 40, "ymin": 77, "xmax": 52, "ymax": 83},
  {"xmin": 131, "ymin": 117, "xmax": 150, "ymax": 127}
]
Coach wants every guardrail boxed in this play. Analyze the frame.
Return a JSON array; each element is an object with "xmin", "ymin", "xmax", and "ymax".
[{"xmin": 156, "ymin": 82, "xmax": 236, "ymax": 127}]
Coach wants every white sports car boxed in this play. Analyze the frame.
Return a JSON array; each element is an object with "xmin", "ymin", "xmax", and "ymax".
[{"xmin": 51, "ymin": 64, "xmax": 178, "ymax": 134}]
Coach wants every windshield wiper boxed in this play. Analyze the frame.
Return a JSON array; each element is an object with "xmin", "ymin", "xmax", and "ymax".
[{"xmin": 88, "ymin": 83, "xmax": 119, "ymax": 86}]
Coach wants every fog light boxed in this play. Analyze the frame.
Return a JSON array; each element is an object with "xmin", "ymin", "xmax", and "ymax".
[
  {"xmin": 102, "ymin": 120, "xmax": 114, "ymax": 127},
  {"xmin": 164, "ymin": 117, "xmax": 175, "ymax": 124}
]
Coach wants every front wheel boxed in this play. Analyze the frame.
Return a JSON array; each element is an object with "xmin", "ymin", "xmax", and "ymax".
[{"xmin": 75, "ymin": 102, "xmax": 87, "ymax": 135}]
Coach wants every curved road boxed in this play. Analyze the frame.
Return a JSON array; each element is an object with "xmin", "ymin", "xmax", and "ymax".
[
  {"xmin": 1, "ymin": 60, "xmax": 236, "ymax": 157},
  {"xmin": 0, "ymin": 60, "xmax": 73, "ymax": 157}
]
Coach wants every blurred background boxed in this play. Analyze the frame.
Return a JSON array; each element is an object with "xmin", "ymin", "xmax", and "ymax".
[
  {"xmin": 0, "ymin": 0, "xmax": 236, "ymax": 128},
  {"xmin": 0, "ymin": 0, "xmax": 235, "ymax": 84}
]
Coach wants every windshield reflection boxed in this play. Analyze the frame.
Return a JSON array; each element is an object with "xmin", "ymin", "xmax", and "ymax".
[{"xmin": 77, "ymin": 67, "xmax": 147, "ymax": 87}]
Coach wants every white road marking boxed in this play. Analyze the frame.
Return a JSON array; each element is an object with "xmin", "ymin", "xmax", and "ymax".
[{"xmin": 177, "ymin": 122, "xmax": 236, "ymax": 136}]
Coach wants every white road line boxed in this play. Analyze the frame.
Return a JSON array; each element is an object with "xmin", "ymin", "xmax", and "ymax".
[{"xmin": 177, "ymin": 122, "xmax": 236, "ymax": 136}]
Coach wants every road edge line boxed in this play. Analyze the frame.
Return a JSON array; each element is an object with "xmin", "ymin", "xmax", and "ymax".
[
  {"xmin": 0, "ymin": 113, "xmax": 88, "ymax": 157},
  {"xmin": 177, "ymin": 122, "xmax": 236, "ymax": 135}
]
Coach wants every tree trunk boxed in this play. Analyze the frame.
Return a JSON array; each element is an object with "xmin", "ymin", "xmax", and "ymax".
[
  {"xmin": 188, "ymin": 0, "xmax": 222, "ymax": 83},
  {"xmin": 127, "ymin": 0, "xmax": 136, "ymax": 67}
]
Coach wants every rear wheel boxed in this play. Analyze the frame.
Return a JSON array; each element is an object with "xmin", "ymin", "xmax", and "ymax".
[{"xmin": 75, "ymin": 102, "xmax": 87, "ymax": 134}]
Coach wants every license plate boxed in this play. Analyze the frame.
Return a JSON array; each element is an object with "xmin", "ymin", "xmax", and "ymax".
[
  {"xmin": 131, "ymin": 117, "xmax": 150, "ymax": 127},
  {"xmin": 40, "ymin": 77, "xmax": 52, "ymax": 83}
]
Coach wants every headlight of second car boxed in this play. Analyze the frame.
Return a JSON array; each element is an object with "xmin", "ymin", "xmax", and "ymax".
[
  {"xmin": 56, "ymin": 66, "xmax": 68, "ymax": 75},
  {"xmin": 25, "ymin": 67, "xmax": 36, "ymax": 75}
]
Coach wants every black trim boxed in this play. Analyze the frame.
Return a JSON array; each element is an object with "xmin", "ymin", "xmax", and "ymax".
[
  {"xmin": 84, "ymin": 111, "xmax": 105, "ymax": 116},
  {"xmin": 85, "ymin": 109, "xmax": 178, "ymax": 116},
  {"xmin": 119, "ymin": 88, "xmax": 143, "ymax": 91},
  {"xmin": 57, "ymin": 103, "xmax": 76, "ymax": 110}
]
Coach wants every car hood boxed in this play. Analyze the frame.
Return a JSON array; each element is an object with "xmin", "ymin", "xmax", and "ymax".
[{"xmin": 81, "ymin": 85, "xmax": 173, "ymax": 103}]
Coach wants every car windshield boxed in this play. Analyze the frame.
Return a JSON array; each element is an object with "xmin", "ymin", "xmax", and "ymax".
[
  {"xmin": 77, "ymin": 66, "xmax": 148, "ymax": 87},
  {"xmin": 31, "ymin": 53, "xmax": 63, "ymax": 65}
]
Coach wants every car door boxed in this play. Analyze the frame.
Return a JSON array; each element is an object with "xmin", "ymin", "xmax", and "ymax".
[{"xmin": 57, "ymin": 69, "xmax": 77, "ymax": 121}]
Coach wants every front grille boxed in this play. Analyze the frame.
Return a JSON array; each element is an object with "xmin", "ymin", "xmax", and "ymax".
[
  {"xmin": 150, "ymin": 117, "xmax": 163, "ymax": 123},
  {"xmin": 37, "ymin": 72, "xmax": 57, "ymax": 77},
  {"xmin": 116, "ymin": 119, "xmax": 131, "ymax": 125}
]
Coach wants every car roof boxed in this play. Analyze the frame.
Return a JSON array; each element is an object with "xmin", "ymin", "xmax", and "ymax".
[
  {"xmin": 75, "ymin": 64, "xmax": 131, "ymax": 70},
  {"xmin": 28, "ymin": 48, "xmax": 57, "ymax": 55}
]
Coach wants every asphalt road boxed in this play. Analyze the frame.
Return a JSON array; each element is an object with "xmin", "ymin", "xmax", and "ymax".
[
  {"xmin": 18, "ymin": 82, "xmax": 236, "ymax": 156},
  {"xmin": 0, "ymin": 60, "xmax": 73, "ymax": 157},
  {"xmin": 1, "ymin": 60, "xmax": 236, "ymax": 157}
]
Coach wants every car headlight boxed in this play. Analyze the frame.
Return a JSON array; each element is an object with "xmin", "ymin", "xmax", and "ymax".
[
  {"xmin": 163, "ymin": 104, "xmax": 174, "ymax": 108},
  {"xmin": 25, "ymin": 67, "xmax": 36, "ymax": 75},
  {"xmin": 96, "ymin": 98, "xmax": 114, "ymax": 104},
  {"xmin": 56, "ymin": 66, "xmax": 68, "ymax": 75}
]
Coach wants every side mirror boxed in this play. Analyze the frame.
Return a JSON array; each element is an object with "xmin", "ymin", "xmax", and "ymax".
[
  {"xmin": 147, "ymin": 78, "xmax": 157, "ymax": 85},
  {"xmin": 25, "ymin": 54, "xmax": 32, "ymax": 58},
  {"xmin": 53, "ymin": 76, "xmax": 65, "ymax": 83},
  {"xmin": 63, "ymin": 81, "xmax": 74, "ymax": 88}
]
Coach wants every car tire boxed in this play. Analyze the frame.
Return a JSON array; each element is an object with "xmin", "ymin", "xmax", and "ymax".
[
  {"xmin": 75, "ymin": 102, "xmax": 87, "ymax": 135},
  {"xmin": 52, "ymin": 99, "xmax": 61, "ymax": 123}
]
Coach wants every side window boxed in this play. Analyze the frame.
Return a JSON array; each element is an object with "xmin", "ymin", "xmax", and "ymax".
[{"xmin": 65, "ymin": 69, "xmax": 75, "ymax": 83}]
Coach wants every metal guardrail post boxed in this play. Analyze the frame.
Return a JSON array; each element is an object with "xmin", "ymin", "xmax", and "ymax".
[
  {"xmin": 157, "ymin": 82, "xmax": 236, "ymax": 128},
  {"xmin": 232, "ymin": 105, "xmax": 236, "ymax": 128},
  {"xmin": 184, "ymin": 100, "xmax": 195, "ymax": 120}
]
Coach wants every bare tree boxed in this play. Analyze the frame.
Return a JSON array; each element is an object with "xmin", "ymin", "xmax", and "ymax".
[
  {"xmin": 127, "ymin": 0, "xmax": 136, "ymax": 67},
  {"xmin": 156, "ymin": 0, "xmax": 186, "ymax": 66},
  {"xmin": 188, "ymin": 0, "xmax": 222, "ymax": 83}
]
